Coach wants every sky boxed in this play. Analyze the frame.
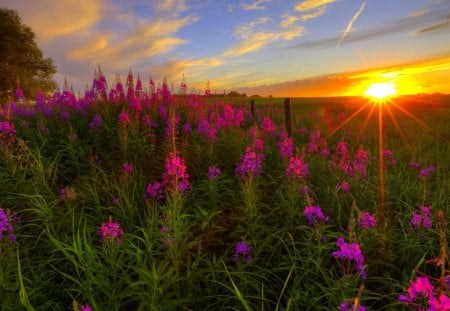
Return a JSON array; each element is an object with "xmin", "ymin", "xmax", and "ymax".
[{"xmin": 1, "ymin": 0, "xmax": 450, "ymax": 96}]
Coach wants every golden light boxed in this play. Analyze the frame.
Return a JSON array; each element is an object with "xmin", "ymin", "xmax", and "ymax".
[{"xmin": 364, "ymin": 82, "xmax": 397, "ymax": 100}]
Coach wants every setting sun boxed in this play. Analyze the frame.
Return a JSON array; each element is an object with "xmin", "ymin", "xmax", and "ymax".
[{"xmin": 364, "ymin": 82, "xmax": 397, "ymax": 100}]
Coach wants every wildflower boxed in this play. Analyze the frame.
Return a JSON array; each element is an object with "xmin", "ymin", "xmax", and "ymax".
[
  {"xmin": 352, "ymin": 147, "xmax": 368, "ymax": 178},
  {"xmin": 336, "ymin": 181, "xmax": 351, "ymax": 193},
  {"xmin": 15, "ymin": 87, "xmax": 24, "ymax": 102},
  {"xmin": 144, "ymin": 182, "xmax": 164, "ymax": 202},
  {"xmin": 98, "ymin": 218, "xmax": 124, "ymax": 243},
  {"xmin": 333, "ymin": 141, "xmax": 351, "ymax": 174},
  {"xmin": 163, "ymin": 153, "xmax": 190, "ymax": 194},
  {"xmin": 60, "ymin": 186, "xmax": 76, "ymax": 202},
  {"xmin": 410, "ymin": 205, "xmax": 432, "ymax": 230},
  {"xmin": 160, "ymin": 225, "xmax": 175, "ymax": 248},
  {"xmin": 80, "ymin": 305, "xmax": 92, "ymax": 311},
  {"xmin": 303, "ymin": 205, "xmax": 329, "ymax": 225},
  {"xmin": 118, "ymin": 111, "xmax": 131, "ymax": 128},
  {"xmin": 207, "ymin": 165, "xmax": 221, "ymax": 180},
  {"xmin": 260, "ymin": 116, "xmax": 277, "ymax": 135},
  {"xmin": 332, "ymin": 237, "xmax": 366, "ymax": 279},
  {"xmin": 0, "ymin": 121, "xmax": 16, "ymax": 146},
  {"xmin": 419, "ymin": 166, "xmax": 436, "ymax": 179},
  {"xmin": 285, "ymin": 156, "xmax": 309, "ymax": 178},
  {"xmin": 398, "ymin": 276, "xmax": 450, "ymax": 310},
  {"xmin": 89, "ymin": 114, "xmax": 103, "ymax": 130},
  {"xmin": 340, "ymin": 301, "xmax": 366, "ymax": 311},
  {"xmin": 408, "ymin": 161, "xmax": 420, "ymax": 169},
  {"xmin": 235, "ymin": 147, "xmax": 263, "ymax": 178},
  {"xmin": 0, "ymin": 208, "xmax": 19, "ymax": 242},
  {"xmin": 278, "ymin": 132, "xmax": 293, "ymax": 158},
  {"xmin": 122, "ymin": 161, "xmax": 133, "ymax": 176},
  {"xmin": 298, "ymin": 127, "xmax": 308, "ymax": 135},
  {"xmin": 307, "ymin": 130, "xmax": 321, "ymax": 153},
  {"xmin": 359, "ymin": 211, "xmax": 376, "ymax": 229},
  {"xmin": 235, "ymin": 241, "xmax": 253, "ymax": 263},
  {"xmin": 183, "ymin": 122, "xmax": 192, "ymax": 134}
]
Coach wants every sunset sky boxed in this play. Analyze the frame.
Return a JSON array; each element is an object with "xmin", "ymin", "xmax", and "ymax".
[{"xmin": 1, "ymin": 0, "xmax": 450, "ymax": 96}]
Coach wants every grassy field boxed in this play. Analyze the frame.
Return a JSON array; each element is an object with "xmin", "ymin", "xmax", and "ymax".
[{"xmin": 1, "ymin": 87, "xmax": 449, "ymax": 310}]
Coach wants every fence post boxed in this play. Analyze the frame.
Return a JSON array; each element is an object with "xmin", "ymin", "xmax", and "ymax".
[
  {"xmin": 250, "ymin": 99, "xmax": 255, "ymax": 120},
  {"xmin": 284, "ymin": 97, "xmax": 292, "ymax": 137}
]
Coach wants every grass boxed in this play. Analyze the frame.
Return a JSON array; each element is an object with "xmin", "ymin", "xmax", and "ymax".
[{"xmin": 0, "ymin": 89, "xmax": 449, "ymax": 310}]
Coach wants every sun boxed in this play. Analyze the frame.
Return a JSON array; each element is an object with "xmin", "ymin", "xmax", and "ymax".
[{"xmin": 364, "ymin": 82, "xmax": 397, "ymax": 101}]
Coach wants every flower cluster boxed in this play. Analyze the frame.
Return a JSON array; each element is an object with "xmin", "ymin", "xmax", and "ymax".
[
  {"xmin": 340, "ymin": 301, "xmax": 366, "ymax": 311},
  {"xmin": 410, "ymin": 205, "xmax": 432, "ymax": 230},
  {"xmin": 278, "ymin": 132, "xmax": 293, "ymax": 158},
  {"xmin": 419, "ymin": 166, "xmax": 436, "ymax": 179},
  {"xmin": 285, "ymin": 156, "xmax": 309, "ymax": 178},
  {"xmin": 332, "ymin": 141, "xmax": 351, "ymax": 174},
  {"xmin": 260, "ymin": 116, "xmax": 277, "ymax": 135},
  {"xmin": 89, "ymin": 114, "xmax": 103, "ymax": 131},
  {"xmin": 80, "ymin": 305, "xmax": 92, "ymax": 311},
  {"xmin": 122, "ymin": 161, "xmax": 133, "ymax": 176},
  {"xmin": 0, "ymin": 208, "xmax": 19, "ymax": 242},
  {"xmin": 307, "ymin": 129, "xmax": 322, "ymax": 153},
  {"xmin": 118, "ymin": 110, "xmax": 131, "ymax": 128},
  {"xmin": 144, "ymin": 181, "xmax": 164, "ymax": 202},
  {"xmin": 359, "ymin": 211, "xmax": 376, "ymax": 229},
  {"xmin": 162, "ymin": 152, "xmax": 190, "ymax": 193},
  {"xmin": 303, "ymin": 205, "xmax": 329, "ymax": 225},
  {"xmin": 235, "ymin": 241, "xmax": 253, "ymax": 263},
  {"xmin": 235, "ymin": 147, "xmax": 263, "ymax": 178},
  {"xmin": 332, "ymin": 237, "xmax": 366, "ymax": 279},
  {"xmin": 207, "ymin": 165, "xmax": 221, "ymax": 180},
  {"xmin": 0, "ymin": 121, "xmax": 16, "ymax": 146},
  {"xmin": 336, "ymin": 181, "xmax": 351, "ymax": 193},
  {"xmin": 98, "ymin": 219, "xmax": 124, "ymax": 243},
  {"xmin": 352, "ymin": 147, "xmax": 368, "ymax": 178},
  {"xmin": 399, "ymin": 276, "xmax": 450, "ymax": 310}
]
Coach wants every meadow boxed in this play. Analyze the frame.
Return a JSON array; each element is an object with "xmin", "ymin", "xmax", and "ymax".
[{"xmin": 0, "ymin": 73, "xmax": 449, "ymax": 310}]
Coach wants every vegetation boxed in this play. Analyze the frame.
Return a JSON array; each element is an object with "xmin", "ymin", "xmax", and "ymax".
[
  {"xmin": 0, "ymin": 8, "xmax": 57, "ymax": 101},
  {"xmin": 0, "ymin": 74, "xmax": 449, "ymax": 310}
]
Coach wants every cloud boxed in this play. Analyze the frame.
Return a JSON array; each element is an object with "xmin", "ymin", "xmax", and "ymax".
[
  {"xmin": 294, "ymin": 0, "xmax": 337, "ymax": 12},
  {"xmin": 280, "ymin": 2, "xmax": 329, "ymax": 27},
  {"xmin": 155, "ymin": 0, "xmax": 188, "ymax": 13},
  {"xmin": 415, "ymin": 21, "xmax": 450, "ymax": 35},
  {"xmin": 235, "ymin": 17, "xmax": 271, "ymax": 39},
  {"xmin": 0, "ymin": 0, "xmax": 104, "ymax": 41},
  {"xmin": 291, "ymin": 1, "xmax": 450, "ymax": 50},
  {"xmin": 240, "ymin": 0, "xmax": 271, "ymax": 11},
  {"xmin": 337, "ymin": 1, "xmax": 366, "ymax": 47}
]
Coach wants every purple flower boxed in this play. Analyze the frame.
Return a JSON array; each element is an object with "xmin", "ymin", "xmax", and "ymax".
[
  {"xmin": 207, "ymin": 165, "xmax": 221, "ymax": 180},
  {"xmin": 410, "ymin": 205, "xmax": 432, "ymax": 230},
  {"xmin": 15, "ymin": 87, "xmax": 24, "ymax": 102},
  {"xmin": 144, "ymin": 182, "xmax": 164, "ymax": 202},
  {"xmin": 303, "ymin": 205, "xmax": 329, "ymax": 225},
  {"xmin": 352, "ymin": 147, "xmax": 368, "ymax": 178},
  {"xmin": 332, "ymin": 237, "xmax": 366, "ymax": 279},
  {"xmin": 162, "ymin": 153, "xmax": 190, "ymax": 194},
  {"xmin": 235, "ymin": 241, "xmax": 253, "ymax": 263},
  {"xmin": 278, "ymin": 132, "xmax": 293, "ymax": 158},
  {"xmin": 260, "ymin": 116, "xmax": 277, "ymax": 135},
  {"xmin": 89, "ymin": 114, "xmax": 103, "ymax": 130},
  {"xmin": 183, "ymin": 122, "xmax": 192, "ymax": 134},
  {"xmin": 80, "ymin": 305, "xmax": 92, "ymax": 311},
  {"xmin": 332, "ymin": 141, "xmax": 351, "ymax": 174},
  {"xmin": 340, "ymin": 301, "xmax": 366, "ymax": 311},
  {"xmin": 359, "ymin": 211, "xmax": 376, "ymax": 229},
  {"xmin": 398, "ymin": 276, "xmax": 450, "ymax": 310},
  {"xmin": 122, "ymin": 161, "xmax": 133, "ymax": 176},
  {"xmin": 336, "ymin": 181, "xmax": 351, "ymax": 193},
  {"xmin": 98, "ymin": 219, "xmax": 124, "ymax": 243},
  {"xmin": 118, "ymin": 111, "xmax": 131, "ymax": 128},
  {"xmin": 0, "ymin": 208, "xmax": 19, "ymax": 242},
  {"xmin": 408, "ymin": 161, "xmax": 420, "ymax": 168},
  {"xmin": 285, "ymin": 156, "xmax": 309, "ymax": 178},
  {"xmin": 0, "ymin": 121, "xmax": 16, "ymax": 146},
  {"xmin": 235, "ymin": 147, "xmax": 263, "ymax": 178},
  {"xmin": 419, "ymin": 166, "xmax": 436, "ymax": 179}
]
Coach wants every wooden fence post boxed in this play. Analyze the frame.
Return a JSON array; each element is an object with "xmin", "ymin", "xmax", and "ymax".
[
  {"xmin": 284, "ymin": 97, "xmax": 292, "ymax": 137},
  {"xmin": 250, "ymin": 99, "xmax": 255, "ymax": 120}
]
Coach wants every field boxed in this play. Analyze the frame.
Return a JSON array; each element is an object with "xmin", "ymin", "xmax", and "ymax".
[{"xmin": 1, "ymin": 82, "xmax": 450, "ymax": 310}]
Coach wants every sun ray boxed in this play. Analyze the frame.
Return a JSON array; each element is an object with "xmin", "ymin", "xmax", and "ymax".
[
  {"xmin": 357, "ymin": 103, "xmax": 376, "ymax": 142},
  {"xmin": 384, "ymin": 104, "xmax": 412, "ymax": 151},
  {"xmin": 392, "ymin": 103, "xmax": 449, "ymax": 143},
  {"xmin": 378, "ymin": 104, "xmax": 385, "ymax": 223},
  {"xmin": 326, "ymin": 102, "xmax": 371, "ymax": 139}
]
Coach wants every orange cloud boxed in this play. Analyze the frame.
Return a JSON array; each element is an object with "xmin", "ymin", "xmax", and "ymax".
[{"xmin": 294, "ymin": 0, "xmax": 337, "ymax": 12}]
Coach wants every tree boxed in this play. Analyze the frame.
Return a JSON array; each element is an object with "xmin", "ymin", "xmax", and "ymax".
[{"xmin": 0, "ymin": 8, "xmax": 57, "ymax": 101}]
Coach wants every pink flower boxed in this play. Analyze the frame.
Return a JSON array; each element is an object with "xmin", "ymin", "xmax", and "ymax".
[
  {"xmin": 118, "ymin": 111, "xmax": 131, "ymax": 127},
  {"xmin": 98, "ymin": 219, "xmax": 124, "ymax": 243},
  {"xmin": 162, "ymin": 153, "xmax": 190, "ymax": 193},
  {"xmin": 122, "ymin": 162, "xmax": 133, "ymax": 176},
  {"xmin": 359, "ymin": 211, "xmax": 376, "ymax": 229},
  {"xmin": 285, "ymin": 156, "xmax": 309, "ymax": 178}
]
